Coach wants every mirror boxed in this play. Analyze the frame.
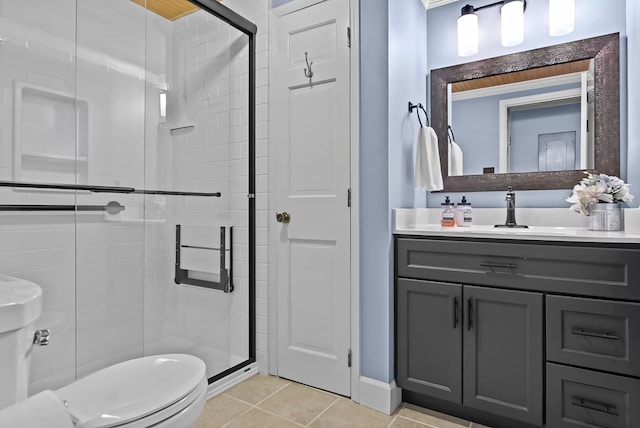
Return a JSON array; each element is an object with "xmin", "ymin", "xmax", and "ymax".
[
  {"xmin": 431, "ymin": 33, "xmax": 620, "ymax": 192},
  {"xmin": 450, "ymin": 59, "xmax": 594, "ymax": 175}
]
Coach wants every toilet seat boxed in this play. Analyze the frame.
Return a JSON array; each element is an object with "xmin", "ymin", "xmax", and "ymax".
[{"xmin": 55, "ymin": 354, "xmax": 207, "ymax": 428}]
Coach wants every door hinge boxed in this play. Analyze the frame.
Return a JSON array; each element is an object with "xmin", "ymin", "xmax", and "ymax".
[
  {"xmin": 347, "ymin": 348, "xmax": 352, "ymax": 367},
  {"xmin": 347, "ymin": 26, "xmax": 351, "ymax": 48},
  {"xmin": 347, "ymin": 188, "xmax": 351, "ymax": 207}
]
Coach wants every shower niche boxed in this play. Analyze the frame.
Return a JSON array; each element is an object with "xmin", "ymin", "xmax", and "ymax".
[{"xmin": 13, "ymin": 82, "xmax": 89, "ymax": 184}]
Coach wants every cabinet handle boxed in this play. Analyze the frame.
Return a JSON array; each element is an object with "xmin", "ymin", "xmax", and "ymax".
[
  {"xmin": 571, "ymin": 328, "xmax": 620, "ymax": 340},
  {"xmin": 572, "ymin": 398, "xmax": 619, "ymax": 416},
  {"xmin": 480, "ymin": 262, "xmax": 518, "ymax": 270},
  {"xmin": 453, "ymin": 297, "xmax": 459, "ymax": 328},
  {"xmin": 467, "ymin": 298, "xmax": 473, "ymax": 331}
]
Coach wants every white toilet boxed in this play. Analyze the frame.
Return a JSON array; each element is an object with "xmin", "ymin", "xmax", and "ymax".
[{"xmin": 0, "ymin": 275, "xmax": 208, "ymax": 428}]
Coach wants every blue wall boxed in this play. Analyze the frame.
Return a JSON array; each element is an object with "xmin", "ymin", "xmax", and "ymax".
[
  {"xmin": 360, "ymin": 0, "xmax": 428, "ymax": 384},
  {"xmin": 425, "ymin": 0, "xmax": 632, "ymax": 208},
  {"xmin": 627, "ymin": 0, "xmax": 640, "ymax": 201},
  {"xmin": 359, "ymin": 0, "xmax": 391, "ymax": 383}
]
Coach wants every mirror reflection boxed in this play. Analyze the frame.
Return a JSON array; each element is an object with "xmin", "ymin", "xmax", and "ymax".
[{"xmin": 448, "ymin": 59, "xmax": 595, "ymax": 176}]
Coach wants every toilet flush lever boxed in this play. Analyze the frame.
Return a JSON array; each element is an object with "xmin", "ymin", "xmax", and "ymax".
[{"xmin": 33, "ymin": 329, "xmax": 50, "ymax": 346}]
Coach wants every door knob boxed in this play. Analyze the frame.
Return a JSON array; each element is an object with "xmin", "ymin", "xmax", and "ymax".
[{"xmin": 276, "ymin": 212, "xmax": 291, "ymax": 223}]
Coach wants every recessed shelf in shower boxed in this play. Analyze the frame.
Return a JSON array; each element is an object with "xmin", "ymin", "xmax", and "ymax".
[{"xmin": 13, "ymin": 81, "xmax": 89, "ymax": 186}]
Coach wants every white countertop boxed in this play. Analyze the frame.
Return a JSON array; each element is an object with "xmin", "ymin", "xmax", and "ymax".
[{"xmin": 394, "ymin": 208, "xmax": 640, "ymax": 244}]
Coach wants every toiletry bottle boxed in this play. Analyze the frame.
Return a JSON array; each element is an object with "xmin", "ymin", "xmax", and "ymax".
[
  {"xmin": 455, "ymin": 196, "xmax": 472, "ymax": 227},
  {"xmin": 441, "ymin": 196, "xmax": 455, "ymax": 227}
]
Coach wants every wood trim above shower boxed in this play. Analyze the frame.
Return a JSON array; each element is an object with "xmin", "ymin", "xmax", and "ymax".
[{"xmin": 130, "ymin": 0, "xmax": 224, "ymax": 21}]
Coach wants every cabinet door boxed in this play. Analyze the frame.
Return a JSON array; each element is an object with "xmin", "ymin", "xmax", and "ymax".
[
  {"xmin": 463, "ymin": 286, "xmax": 543, "ymax": 426},
  {"xmin": 397, "ymin": 279, "xmax": 462, "ymax": 403}
]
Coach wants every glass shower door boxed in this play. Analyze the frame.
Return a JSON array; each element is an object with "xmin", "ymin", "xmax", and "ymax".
[
  {"xmin": 141, "ymin": 3, "xmax": 251, "ymax": 381},
  {"xmin": 0, "ymin": 0, "xmax": 254, "ymax": 395}
]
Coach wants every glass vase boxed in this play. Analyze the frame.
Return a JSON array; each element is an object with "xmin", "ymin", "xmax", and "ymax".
[{"xmin": 586, "ymin": 202, "xmax": 623, "ymax": 231}]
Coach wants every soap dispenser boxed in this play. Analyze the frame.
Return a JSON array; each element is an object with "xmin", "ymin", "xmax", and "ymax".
[
  {"xmin": 441, "ymin": 196, "xmax": 455, "ymax": 227},
  {"xmin": 455, "ymin": 196, "xmax": 472, "ymax": 227}
]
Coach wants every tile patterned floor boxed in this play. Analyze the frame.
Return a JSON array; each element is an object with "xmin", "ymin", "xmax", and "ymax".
[{"xmin": 195, "ymin": 374, "xmax": 492, "ymax": 428}]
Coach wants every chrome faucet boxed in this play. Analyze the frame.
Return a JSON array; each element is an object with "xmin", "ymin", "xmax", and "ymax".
[{"xmin": 495, "ymin": 186, "xmax": 528, "ymax": 228}]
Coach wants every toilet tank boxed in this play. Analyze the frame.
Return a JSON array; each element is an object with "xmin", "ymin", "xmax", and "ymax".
[{"xmin": 0, "ymin": 275, "xmax": 43, "ymax": 409}]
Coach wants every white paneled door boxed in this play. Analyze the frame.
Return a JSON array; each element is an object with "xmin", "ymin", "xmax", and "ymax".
[{"xmin": 271, "ymin": 0, "xmax": 351, "ymax": 396}]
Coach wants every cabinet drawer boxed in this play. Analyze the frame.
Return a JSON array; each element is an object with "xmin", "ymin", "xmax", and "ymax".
[
  {"xmin": 396, "ymin": 238, "xmax": 640, "ymax": 300},
  {"xmin": 547, "ymin": 296, "xmax": 640, "ymax": 376},
  {"xmin": 546, "ymin": 363, "xmax": 640, "ymax": 428}
]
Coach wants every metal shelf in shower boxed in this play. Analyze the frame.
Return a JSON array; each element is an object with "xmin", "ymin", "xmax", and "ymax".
[{"xmin": 174, "ymin": 225, "xmax": 234, "ymax": 294}]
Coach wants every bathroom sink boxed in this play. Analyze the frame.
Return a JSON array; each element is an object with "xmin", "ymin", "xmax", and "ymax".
[
  {"xmin": 406, "ymin": 224, "xmax": 584, "ymax": 237},
  {"xmin": 0, "ymin": 275, "xmax": 42, "ymax": 334}
]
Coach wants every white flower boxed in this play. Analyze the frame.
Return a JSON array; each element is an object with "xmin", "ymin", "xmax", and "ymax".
[
  {"xmin": 614, "ymin": 184, "xmax": 634, "ymax": 203},
  {"xmin": 566, "ymin": 172, "xmax": 634, "ymax": 216}
]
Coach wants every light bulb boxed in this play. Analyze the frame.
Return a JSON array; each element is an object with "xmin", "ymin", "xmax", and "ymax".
[
  {"xmin": 549, "ymin": 0, "xmax": 575, "ymax": 36},
  {"xmin": 501, "ymin": 0, "xmax": 524, "ymax": 47}
]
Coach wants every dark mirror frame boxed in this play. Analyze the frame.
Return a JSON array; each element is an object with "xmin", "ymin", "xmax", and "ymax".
[{"xmin": 430, "ymin": 32, "xmax": 620, "ymax": 192}]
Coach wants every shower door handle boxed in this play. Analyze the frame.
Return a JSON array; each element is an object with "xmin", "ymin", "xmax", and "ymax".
[{"xmin": 276, "ymin": 212, "xmax": 291, "ymax": 223}]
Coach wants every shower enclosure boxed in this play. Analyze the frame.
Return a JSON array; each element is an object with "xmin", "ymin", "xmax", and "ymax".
[{"xmin": 0, "ymin": 0, "xmax": 256, "ymax": 392}]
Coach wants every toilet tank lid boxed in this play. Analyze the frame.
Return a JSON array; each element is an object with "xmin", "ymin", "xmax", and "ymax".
[
  {"xmin": 0, "ymin": 275, "xmax": 42, "ymax": 333},
  {"xmin": 55, "ymin": 354, "xmax": 206, "ymax": 427}
]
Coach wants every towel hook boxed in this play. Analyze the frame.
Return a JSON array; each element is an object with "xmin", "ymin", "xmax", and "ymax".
[
  {"xmin": 408, "ymin": 102, "xmax": 430, "ymax": 127},
  {"xmin": 447, "ymin": 125, "xmax": 456, "ymax": 143},
  {"xmin": 304, "ymin": 52, "xmax": 314, "ymax": 84}
]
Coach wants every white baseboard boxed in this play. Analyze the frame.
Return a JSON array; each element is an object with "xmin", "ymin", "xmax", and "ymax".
[
  {"xmin": 357, "ymin": 376, "xmax": 402, "ymax": 415},
  {"xmin": 206, "ymin": 363, "xmax": 259, "ymax": 399}
]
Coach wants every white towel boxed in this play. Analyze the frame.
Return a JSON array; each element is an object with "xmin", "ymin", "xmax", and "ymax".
[
  {"xmin": 0, "ymin": 390, "xmax": 73, "ymax": 428},
  {"xmin": 414, "ymin": 126, "xmax": 443, "ymax": 191},
  {"xmin": 448, "ymin": 140, "xmax": 464, "ymax": 176}
]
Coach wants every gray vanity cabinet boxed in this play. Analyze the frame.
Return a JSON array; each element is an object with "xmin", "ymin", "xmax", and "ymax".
[
  {"xmin": 395, "ymin": 235, "xmax": 640, "ymax": 428},
  {"xmin": 396, "ymin": 277, "xmax": 543, "ymax": 426}
]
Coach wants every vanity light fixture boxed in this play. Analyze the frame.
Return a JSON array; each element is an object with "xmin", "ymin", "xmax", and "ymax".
[
  {"xmin": 457, "ymin": 0, "xmax": 526, "ymax": 57},
  {"xmin": 549, "ymin": 0, "xmax": 575, "ymax": 36},
  {"xmin": 457, "ymin": 5, "xmax": 478, "ymax": 56}
]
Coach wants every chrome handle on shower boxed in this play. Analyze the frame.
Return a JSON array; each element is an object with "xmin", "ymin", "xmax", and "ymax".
[
  {"xmin": 276, "ymin": 212, "xmax": 291, "ymax": 223},
  {"xmin": 33, "ymin": 329, "xmax": 51, "ymax": 346}
]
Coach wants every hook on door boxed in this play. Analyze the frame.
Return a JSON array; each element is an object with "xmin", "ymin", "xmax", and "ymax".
[{"xmin": 304, "ymin": 52, "xmax": 313, "ymax": 84}]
